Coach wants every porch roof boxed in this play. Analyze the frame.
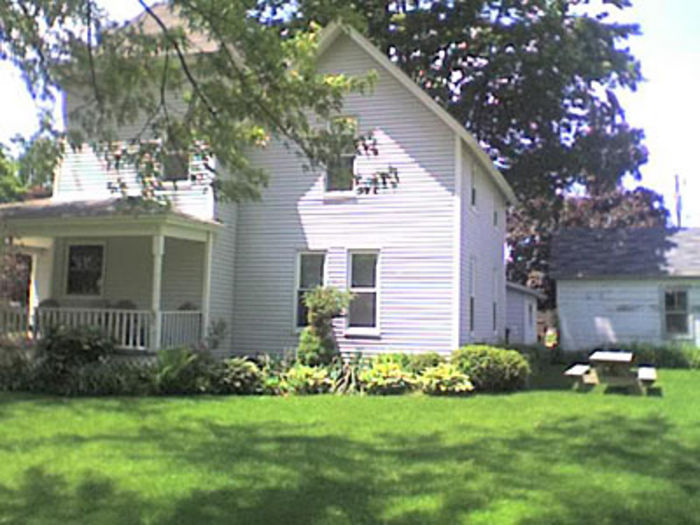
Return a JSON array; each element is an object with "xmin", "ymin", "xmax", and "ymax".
[{"xmin": 0, "ymin": 197, "xmax": 221, "ymax": 242}]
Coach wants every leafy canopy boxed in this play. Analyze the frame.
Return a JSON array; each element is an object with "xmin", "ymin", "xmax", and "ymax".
[{"xmin": 0, "ymin": 1, "xmax": 377, "ymax": 201}]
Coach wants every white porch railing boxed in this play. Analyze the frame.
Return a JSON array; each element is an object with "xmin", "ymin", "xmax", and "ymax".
[
  {"xmin": 0, "ymin": 305, "xmax": 30, "ymax": 338},
  {"xmin": 35, "ymin": 307, "xmax": 154, "ymax": 351},
  {"xmin": 160, "ymin": 311, "xmax": 203, "ymax": 348},
  {"xmin": 28, "ymin": 307, "xmax": 204, "ymax": 351}
]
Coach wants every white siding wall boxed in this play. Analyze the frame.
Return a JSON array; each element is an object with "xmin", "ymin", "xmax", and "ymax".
[
  {"xmin": 161, "ymin": 238, "xmax": 204, "ymax": 311},
  {"xmin": 58, "ymin": 91, "xmax": 215, "ymax": 221},
  {"xmin": 459, "ymin": 145, "xmax": 507, "ymax": 345},
  {"xmin": 232, "ymin": 34, "xmax": 457, "ymax": 356},
  {"xmin": 557, "ymin": 278, "xmax": 700, "ymax": 350},
  {"xmin": 506, "ymin": 288, "xmax": 538, "ymax": 345},
  {"xmin": 208, "ymin": 201, "xmax": 238, "ymax": 355}
]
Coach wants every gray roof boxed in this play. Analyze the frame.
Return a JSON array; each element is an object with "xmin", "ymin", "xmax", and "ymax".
[
  {"xmin": 506, "ymin": 282, "xmax": 546, "ymax": 300},
  {"xmin": 551, "ymin": 228, "xmax": 700, "ymax": 279},
  {"xmin": 0, "ymin": 197, "xmax": 216, "ymax": 225}
]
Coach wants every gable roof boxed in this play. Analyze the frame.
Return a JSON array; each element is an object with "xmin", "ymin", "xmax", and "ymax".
[
  {"xmin": 317, "ymin": 23, "xmax": 517, "ymax": 205},
  {"xmin": 551, "ymin": 227, "xmax": 700, "ymax": 279}
]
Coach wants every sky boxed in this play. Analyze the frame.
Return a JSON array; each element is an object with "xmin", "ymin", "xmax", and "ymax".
[{"xmin": 0, "ymin": 1, "xmax": 698, "ymax": 226}]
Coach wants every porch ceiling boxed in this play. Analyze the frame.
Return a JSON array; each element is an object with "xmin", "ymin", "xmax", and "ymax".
[{"xmin": 0, "ymin": 197, "xmax": 221, "ymax": 242}]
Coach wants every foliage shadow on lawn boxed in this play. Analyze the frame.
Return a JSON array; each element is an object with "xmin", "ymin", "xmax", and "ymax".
[{"xmin": 2, "ymin": 401, "xmax": 698, "ymax": 525}]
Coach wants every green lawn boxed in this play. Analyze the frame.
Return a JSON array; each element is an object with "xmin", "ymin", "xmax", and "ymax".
[{"xmin": 1, "ymin": 370, "xmax": 699, "ymax": 525}]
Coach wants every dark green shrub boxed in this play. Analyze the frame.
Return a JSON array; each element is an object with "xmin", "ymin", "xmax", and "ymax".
[
  {"xmin": 297, "ymin": 287, "xmax": 352, "ymax": 366},
  {"xmin": 624, "ymin": 342, "xmax": 699, "ymax": 369},
  {"xmin": 154, "ymin": 347, "xmax": 217, "ymax": 395},
  {"xmin": 282, "ymin": 364, "xmax": 334, "ymax": 394},
  {"xmin": 418, "ymin": 363, "xmax": 474, "ymax": 396},
  {"xmin": 406, "ymin": 352, "xmax": 445, "ymax": 373},
  {"xmin": 451, "ymin": 345, "xmax": 531, "ymax": 392},
  {"xmin": 38, "ymin": 325, "xmax": 115, "ymax": 370},
  {"xmin": 0, "ymin": 349, "xmax": 37, "ymax": 392},
  {"xmin": 218, "ymin": 357, "xmax": 263, "ymax": 394},
  {"xmin": 359, "ymin": 361, "xmax": 417, "ymax": 395},
  {"xmin": 66, "ymin": 360, "xmax": 155, "ymax": 396}
]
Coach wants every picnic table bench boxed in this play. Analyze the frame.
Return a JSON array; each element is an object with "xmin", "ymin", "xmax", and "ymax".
[{"xmin": 563, "ymin": 350, "xmax": 657, "ymax": 393}]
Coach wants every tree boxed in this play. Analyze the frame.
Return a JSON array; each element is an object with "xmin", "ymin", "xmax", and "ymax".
[
  {"xmin": 0, "ymin": 1, "xmax": 378, "ymax": 202},
  {"xmin": 508, "ymin": 186, "xmax": 669, "ymax": 308}
]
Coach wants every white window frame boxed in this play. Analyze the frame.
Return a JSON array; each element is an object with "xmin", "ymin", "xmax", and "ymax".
[
  {"xmin": 64, "ymin": 241, "xmax": 106, "ymax": 298},
  {"xmin": 293, "ymin": 251, "xmax": 327, "ymax": 331},
  {"xmin": 663, "ymin": 287, "xmax": 691, "ymax": 339},
  {"xmin": 470, "ymin": 162, "xmax": 478, "ymax": 210},
  {"xmin": 346, "ymin": 250, "xmax": 381, "ymax": 337},
  {"xmin": 324, "ymin": 116, "xmax": 358, "ymax": 197},
  {"xmin": 469, "ymin": 255, "xmax": 477, "ymax": 334}
]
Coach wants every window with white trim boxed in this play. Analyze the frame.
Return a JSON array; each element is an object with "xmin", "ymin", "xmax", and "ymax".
[
  {"xmin": 348, "ymin": 252, "xmax": 379, "ymax": 329},
  {"xmin": 162, "ymin": 151, "xmax": 190, "ymax": 181},
  {"xmin": 325, "ymin": 117, "xmax": 357, "ymax": 192},
  {"xmin": 469, "ymin": 255, "xmax": 476, "ymax": 332},
  {"xmin": 471, "ymin": 163, "xmax": 478, "ymax": 208},
  {"xmin": 664, "ymin": 289, "xmax": 689, "ymax": 336},
  {"xmin": 66, "ymin": 244, "xmax": 104, "ymax": 296},
  {"xmin": 296, "ymin": 252, "xmax": 326, "ymax": 327}
]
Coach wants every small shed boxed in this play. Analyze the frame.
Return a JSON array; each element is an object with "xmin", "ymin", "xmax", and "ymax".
[
  {"xmin": 552, "ymin": 227, "xmax": 700, "ymax": 350},
  {"xmin": 506, "ymin": 282, "xmax": 544, "ymax": 345}
]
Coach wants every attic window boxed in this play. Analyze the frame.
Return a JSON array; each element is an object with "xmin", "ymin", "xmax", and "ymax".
[
  {"xmin": 325, "ymin": 116, "xmax": 357, "ymax": 193},
  {"xmin": 664, "ymin": 289, "xmax": 689, "ymax": 336}
]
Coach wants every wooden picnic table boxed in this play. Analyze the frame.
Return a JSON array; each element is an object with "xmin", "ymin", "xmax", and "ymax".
[
  {"xmin": 564, "ymin": 350, "xmax": 657, "ymax": 393},
  {"xmin": 588, "ymin": 350, "xmax": 636, "ymax": 387}
]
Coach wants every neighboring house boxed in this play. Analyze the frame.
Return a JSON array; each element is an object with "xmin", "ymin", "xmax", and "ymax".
[
  {"xmin": 552, "ymin": 227, "xmax": 700, "ymax": 350},
  {"xmin": 0, "ymin": 19, "xmax": 516, "ymax": 356},
  {"xmin": 505, "ymin": 282, "xmax": 543, "ymax": 345}
]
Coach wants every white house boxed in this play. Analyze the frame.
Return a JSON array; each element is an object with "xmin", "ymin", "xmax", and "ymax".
[
  {"xmin": 553, "ymin": 227, "xmax": 700, "ymax": 350},
  {"xmin": 0, "ymin": 19, "xmax": 516, "ymax": 357},
  {"xmin": 505, "ymin": 282, "xmax": 543, "ymax": 345}
]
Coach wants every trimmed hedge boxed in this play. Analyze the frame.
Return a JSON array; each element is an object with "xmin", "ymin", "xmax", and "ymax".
[{"xmin": 451, "ymin": 345, "xmax": 531, "ymax": 392}]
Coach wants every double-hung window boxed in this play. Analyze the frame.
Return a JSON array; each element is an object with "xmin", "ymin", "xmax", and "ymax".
[
  {"xmin": 66, "ymin": 244, "xmax": 104, "ymax": 296},
  {"xmin": 665, "ymin": 289, "xmax": 689, "ymax": 337},
  {"xmin": 325, "ymin": 117, "xmax": 357, "ymax": 193},
  {"xmin": 296, "ymin": 252, "xmax": 326, "ymax": 327},
  {"xmin": 348, "ymin": 252, "xmax": 379, "ymax": 332}
]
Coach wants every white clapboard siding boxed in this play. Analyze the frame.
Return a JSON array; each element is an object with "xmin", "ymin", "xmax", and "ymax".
[
  {"xmin": 232, "ymin": 33, "xmax": 457, "ymax": 356},
  {"xmin": 557, "ymin": 279, "xmax": 671, "ymax": 350},
  {"xmin": 161, "ymin": 237, "xmax": 205, "ymax": 311},
  {"xmin": 459, "ymin": 144, "xmax": 507, "ymax": 345},
  {"xmin": 506, "ymin": 287, "xmax": 538, "ymax": 345},
  {"xmin": 208, "ymin": 201, "xmax": 238, "ymax": 355}
]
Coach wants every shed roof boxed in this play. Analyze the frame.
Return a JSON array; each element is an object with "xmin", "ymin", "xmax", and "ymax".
[
  {"xmin": 506, "ymin": 282, "xmax": 545, "ymax": 300},
  {"xmin": 551, "ymin": 227, "xmax": 700, "ymax": 279}
]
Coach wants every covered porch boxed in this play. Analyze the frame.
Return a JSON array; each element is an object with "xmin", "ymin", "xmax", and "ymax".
[{"xmin": 0, "ymin": 198, "xmax": 220, "ymax": 351}]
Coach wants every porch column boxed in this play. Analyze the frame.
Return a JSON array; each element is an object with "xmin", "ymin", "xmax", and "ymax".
[
  {"xmin": 151, "ymin": 234, "xmax": 165, "ymax": 350},
  {"xmin": 201, "ymin": 231, "xmax": 213, "ymax": 342}
]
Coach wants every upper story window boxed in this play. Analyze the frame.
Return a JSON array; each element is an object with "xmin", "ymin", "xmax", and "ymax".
[
  {"xmin": 470, "ymin": 162, "xmax": 478, "ymax": 208},
  {"xmin": 66, "ymin": 244, "xmax": 104, "ymax": 296},
  {"xmin": 665, "ymin": 289, "xmax": 689, "ymax": 336},
  {"xmin": 325, "ymin": 116, "xmax": 357, "ymax": 193},
  {"xmin": 162, "ymin": 151, "xmax": 190, "ymax": 182},
  {"xmin": 296, "ymin": 252, "xmax": 326, "ymax": 327},
  {"xmin": 348, "ymin": 251, "xmax": 379, "ymax": 331}
]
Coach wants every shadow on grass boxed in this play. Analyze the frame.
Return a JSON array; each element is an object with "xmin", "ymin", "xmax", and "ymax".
[{"xmin": 1, "ymin": 404, "xmax": 699, "ymax": 524}]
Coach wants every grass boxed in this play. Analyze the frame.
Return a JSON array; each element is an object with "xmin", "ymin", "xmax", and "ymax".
[{"xmin": 1, "ymin": 369, "xmax": 699, "ymax": 524}]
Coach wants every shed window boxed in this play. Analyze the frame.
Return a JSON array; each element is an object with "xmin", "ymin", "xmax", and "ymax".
[
  {"xmin": 348, "ymin": 252, "xmax": 378, "ymax": 329},
  {"xmin": 296, "ymin": 253, "xmax": 326, "ymax": 327},
  {"xmin": 66, "ymin": 244, "xmax": 104, "ymax": 296},
  {"xmin": 665, "ymin": 289, "xmax": 689, "ymax": 336}
]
